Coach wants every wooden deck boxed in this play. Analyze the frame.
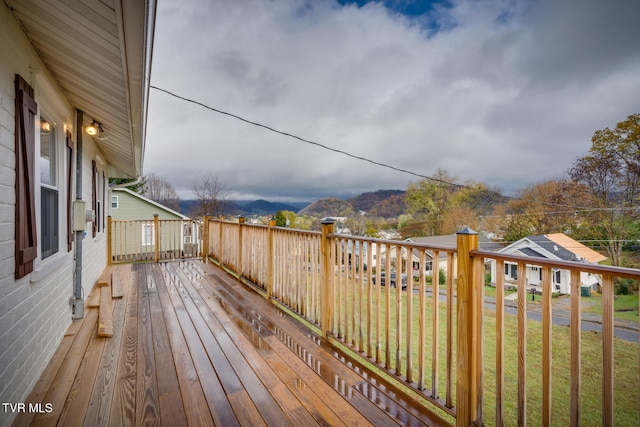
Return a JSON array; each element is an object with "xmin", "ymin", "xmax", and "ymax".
[{"xmin": 12, "ymin": 260, "xmax": 449, "ymax": 426}]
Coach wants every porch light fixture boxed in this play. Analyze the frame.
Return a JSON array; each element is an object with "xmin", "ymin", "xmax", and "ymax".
[
  {"xmin": 86, "ymin": 120, "xmax": 107, "ymax": 140},
  {"xmin": 85, "ymin": 121, "xmax": 99, "ymax": 136}
]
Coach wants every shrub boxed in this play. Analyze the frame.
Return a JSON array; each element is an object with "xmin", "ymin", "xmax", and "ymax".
[
  {"xmin": 485, "ymin": 272, "xmax": 492, "ymax": 285},
  {"xmin": 615, "ymin": 278, "xmax": 637, "ymax": 295}
]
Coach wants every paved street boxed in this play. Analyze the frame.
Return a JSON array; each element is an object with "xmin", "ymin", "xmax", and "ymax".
[{"xmin": 420, "ymin": 289, "xmax": 639, "ymax": 343}]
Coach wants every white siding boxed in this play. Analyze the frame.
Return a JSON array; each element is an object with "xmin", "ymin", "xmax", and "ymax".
[{"xmin": 0, "ymin": 6, "xmax": 111, "ymax": 425}]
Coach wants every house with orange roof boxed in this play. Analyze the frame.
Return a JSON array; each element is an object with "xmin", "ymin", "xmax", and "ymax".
[{"xmin": 489, "ymin": 233, "xmax": 607, "ymax": 294}]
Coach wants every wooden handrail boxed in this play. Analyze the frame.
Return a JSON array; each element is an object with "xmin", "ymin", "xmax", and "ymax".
[{"xmin": 473, "ymin": 248, "xmax": 640, "ymax": 279}]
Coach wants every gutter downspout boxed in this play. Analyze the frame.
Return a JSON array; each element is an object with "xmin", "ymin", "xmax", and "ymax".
[{"xmin": 71, "ymin": 109, "xmax": 84, "ymax": 319}]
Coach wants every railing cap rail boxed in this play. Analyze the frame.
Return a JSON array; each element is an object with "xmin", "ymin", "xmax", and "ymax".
[
  {"xmin": 327, "ymin": 233, "xmax": 458, "ymax": 254},
  {"xmin": 473, "ymin": 248, "xmax": 640, "ymax": 279}
]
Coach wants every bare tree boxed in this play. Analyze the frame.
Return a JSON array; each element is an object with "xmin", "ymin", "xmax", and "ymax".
[
  {"xmin": 143, "ymin": 173, "xmax": 180, "ymax": 212},
  {"xmin": 191, "ymin": 173, "xmax": 230, "ymax": 218}
]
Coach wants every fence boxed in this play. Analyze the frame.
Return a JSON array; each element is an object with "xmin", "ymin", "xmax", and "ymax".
[
  {"xmin": 204, "ymin": 217, "xmax": 639, "ymax": 427},
  {"xmin": 108, "ymin": 215, "xmax": 202, "ymax": 264}
]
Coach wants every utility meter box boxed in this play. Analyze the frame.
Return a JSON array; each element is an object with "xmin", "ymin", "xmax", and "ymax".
[{"xmin": 73, "ymin": 201, "xmax": 86, "ymax": 231}]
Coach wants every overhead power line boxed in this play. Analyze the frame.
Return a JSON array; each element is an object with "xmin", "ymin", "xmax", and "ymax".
[
  {"xmin": 150, "ymin": 85, "xmax": 473, "ymax": 190},
  {"xmin": 150, "ymin": 85, "xmax": 632, "ymax": 216}
]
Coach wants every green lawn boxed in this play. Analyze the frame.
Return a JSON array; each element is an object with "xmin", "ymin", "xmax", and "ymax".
[
  {"xmin": 582, "ymin": 293, "xmax": 640, "ymax": 322},
  {"xmin": 333, "ymin": 286, "xmax": 640, "ymax": 426}
]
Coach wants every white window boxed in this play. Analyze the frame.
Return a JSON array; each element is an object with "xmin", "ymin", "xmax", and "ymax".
[
  {"xmin": 505, "ymin": 262, "xmax": 518, "ymax": 279},
  {"xmin": 184, "ymin": 223, "xmax": 192, "ymax": 244},
  {"xmin": 40, "ymin": 116, "xmax": 59, "ymax": 259},
  {"xmin": 111, "ymin": 196, "xmax": 119, "ymax": 209},
  {"xmin": 142, "ymin": 223, "xmax": 154, "ymax": 246}
]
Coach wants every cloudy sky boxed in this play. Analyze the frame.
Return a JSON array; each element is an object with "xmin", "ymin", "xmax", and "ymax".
[{"xmin": 145, "ymin": 0, "xmax": 640, "ymax": 202}]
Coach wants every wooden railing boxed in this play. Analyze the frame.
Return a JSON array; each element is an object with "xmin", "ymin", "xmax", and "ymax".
[
  {"xmin": 472, "ymin": 247, "xmax": 640, "ymax": 427},
  {"xmin": 108, "ymin": 215, "xmax": 639, "ymax": 424},
  {"xmin": 108, "ymin": 216, "xmax": 202, "ymax": 264},
  {"xmin": 204, "ymin": 217, "xmax": 640, "ymax": 427}
]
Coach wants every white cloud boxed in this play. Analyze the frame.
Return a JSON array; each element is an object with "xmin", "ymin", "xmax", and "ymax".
[{"xmin": 146, "ymin": 0, "xmax": 640, "ymax": 201}]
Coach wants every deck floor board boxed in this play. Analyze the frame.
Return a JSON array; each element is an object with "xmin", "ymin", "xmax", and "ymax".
[{"xmin": 12, "ymin": 260, "xmax": 446, "ymax": 427}]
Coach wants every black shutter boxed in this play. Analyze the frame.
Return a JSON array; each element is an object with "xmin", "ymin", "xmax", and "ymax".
[{"xmin": 15, "ymin": 75, "xmax": 38, "ymax": 279}]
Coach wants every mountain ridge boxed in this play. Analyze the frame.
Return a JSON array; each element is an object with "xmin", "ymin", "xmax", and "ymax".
[{"xmin": 178, "ymin": 189, "xmax": 405, "ymax": 217}]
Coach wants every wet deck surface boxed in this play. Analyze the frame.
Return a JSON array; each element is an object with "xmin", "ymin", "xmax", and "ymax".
[{"xmin": 13, "ymin": 260, "xmax": 449, "ymax": 426}]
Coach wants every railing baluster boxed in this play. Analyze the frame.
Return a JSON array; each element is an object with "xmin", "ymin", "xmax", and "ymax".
[
  {"xmin": 446, "ymin": 252, "xmax": 454, "ymax": 409},
  {"xmin": 358, "ymin": 240, "xmax": 365, "ymax": 353},
  {"xmin": 432, "ymin": 249, "xmax": 440, "ymax": 399},
  {"xmin": 338, "ymin": 237, "xmax": 344, "ymax": 340},
  {"xmin": 406, "ymin": 246, "xmax": 414, "ymax": 382},
  {"xmin": 495, "ymin": 259, "xmax": 505, "ymax": 426},
  {"xmin": 418, "ymin": 249, "xmax": 426, "ymax": 390},
  {"xmin": 395, "ymin": 245, "xmax": 402, "ymax": 375},
  {"xmin": 474, "ymin": 250, "xmax": 485, "ymax": 422},
  {"xmin": 602, "ymin": 274, "xmax": 614, "ymax": 427},
  {"xmin": 366, "ymin": 241, "xmax": 373, "ymax": 358},
  {"xmin": 517, "ymin": 262, "xmax": 527, "ymax": 427},
  {"xmin": 351, "ymin": 238, "xmax": 357, "ymax": 347},
  {"xmin": 570, "ymin": 270, "xmax": 581, "ymax": 427},
  {"xmin": 542, "ymin": 266, "xmax": 552, "ymax": 427},
  {"xmin": 385, "ymin": 242, "xmax": 392, "ymax": 370},
  {"xmin": 375, "ymin": 241, "xmax": 382, "ymax": 363}
]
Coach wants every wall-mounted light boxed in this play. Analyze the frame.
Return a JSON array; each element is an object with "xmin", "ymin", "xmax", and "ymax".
[
  {"xmin": 85, "ymin": 121, "xmax": 99, "ymax": 136},
  {"xmin": 86, "ymin": 120, "xmax": 107, "ymax": 140},
  {"xmin": 40, "ymin": 119, "xmax": 51, "ymax": 134}
]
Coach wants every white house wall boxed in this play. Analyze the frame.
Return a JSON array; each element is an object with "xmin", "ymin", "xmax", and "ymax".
[{"xmin": 0, "ymin": 6, "xmax": 110, "ymax": 425}]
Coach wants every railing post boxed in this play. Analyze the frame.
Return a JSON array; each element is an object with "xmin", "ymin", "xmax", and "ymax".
[
  {"xmin": 202, "ymin": 215, "xmax": 210, "ymax": 263},
  {"xmin": 267, "ymin": 218, "xmax": 276, "ymax": 299},
  {"xmin": 238, "ymin": 216, "xmax": 244, "ymax": 278},
  {"xmin": 107, "ymin": 215, "xmax": 112, "ymax": 266},
  {"xmin": 153, "ymin": 214, "xmax": 159, "ymax": 263},
  {"xmin": 320, "ymin": 218, "xmax": 335, "ymax": 338},
  {"xmin": 456, "ymin": 227, "xmax": 482, "ymax": 427}
]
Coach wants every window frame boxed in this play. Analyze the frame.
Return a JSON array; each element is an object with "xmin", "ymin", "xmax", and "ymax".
[
  {"xmin": 141, "ymin": 222, "xmax": 155, "ymax": 246},
  {"xmin": 111, "ymin": 195, "xmax": 119, "ymax": 209},
  {"xmin": 39, "ymin": 115, "xmax": 60, "ymax": 260}
]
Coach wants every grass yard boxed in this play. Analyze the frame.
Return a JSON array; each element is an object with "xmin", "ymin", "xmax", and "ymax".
[
  {"xmin": 333, "ymin": 286, "xmax": 640, "ymax": 426},
  {"xmin": 483, "ymin": 284, "xmax": 639, "ymax": 322},
  {"xmin": 581, "ymin": 293, "xmax": 640, "ymax": 322}
]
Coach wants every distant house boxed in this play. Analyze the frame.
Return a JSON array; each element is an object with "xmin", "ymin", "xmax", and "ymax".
[
  {"xmin": 489, "ymin": 233, "xmax": 607, "ymax": 294},
  {"xmin": 378, "ymin": 234, "xmax": 501, "ymax": 277},
  {"xmin": 111, "ymin": 188, "xmax": 186, "ymax": 221},
  {"xmin": 110, "ymin": 188, "xmax": 200, "ymax": 261}
]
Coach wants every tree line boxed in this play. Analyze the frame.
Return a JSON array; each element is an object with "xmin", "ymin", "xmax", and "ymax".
[{"xmin": 400, "ymin": 113, "xmax": 640, "ymax": 268}]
